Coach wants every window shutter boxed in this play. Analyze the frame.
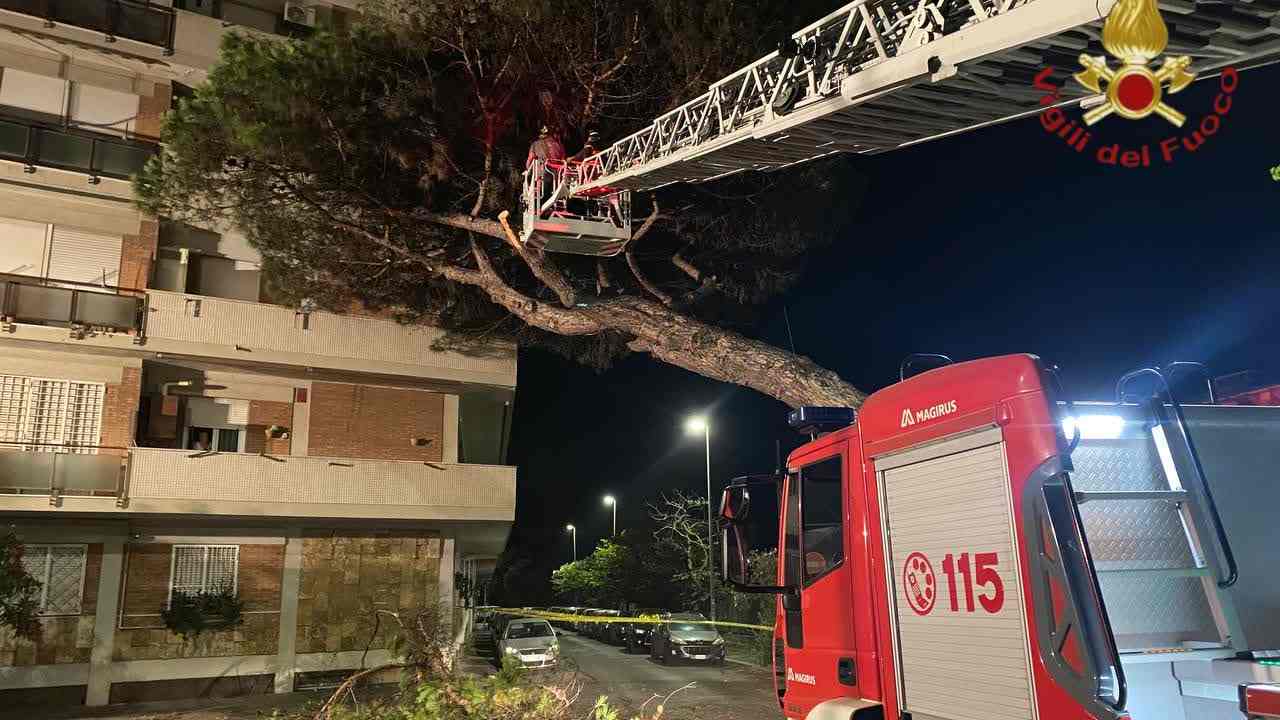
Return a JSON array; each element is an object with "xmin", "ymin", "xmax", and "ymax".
[
  {"xmin": 47, "ymin": 226, "xmax": 122, "ymax": 287},
  {"xmin": 0, "ymin": 69, "xmax": 69, "ymax": 116},
  {"xmin": 0, "ymin": 217, "xmax": 50, "ymax": 278},
  {"xmin": 69, "ymin": 84, "xmax": 139, "ymax": 137}
]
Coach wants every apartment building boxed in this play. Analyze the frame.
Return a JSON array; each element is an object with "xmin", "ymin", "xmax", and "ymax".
[{"xmin": 0, "ymin": 0, "xmax": 516, "ymax": 708}]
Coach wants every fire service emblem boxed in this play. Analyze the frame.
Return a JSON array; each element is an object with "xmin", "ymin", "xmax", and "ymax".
[{"xmin": 1073, "ymin": 0, "xmax": 1196, "ymax": 126}]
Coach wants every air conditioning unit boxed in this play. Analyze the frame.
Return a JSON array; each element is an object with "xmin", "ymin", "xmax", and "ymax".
[{"xmin": 283, "ymin": 1, "xmax": 319, "ymax": 28}]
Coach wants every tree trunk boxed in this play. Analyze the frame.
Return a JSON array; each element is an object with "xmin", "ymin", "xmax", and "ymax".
[
  {"xmin": 443, "ymin": 244, "xmax": 866, "ymax": 410},
  {"xmin": 600, "ymin": 297, "xmax": 866, "ymax": 409}
]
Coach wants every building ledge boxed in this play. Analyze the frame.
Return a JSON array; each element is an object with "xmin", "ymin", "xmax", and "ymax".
[
  {"xmin": 0, "ymin": 289, "xmax": 516, "ymax": 389},
  {"xmin": 0, "ymin": 448, "xmax": 516, "ymax": 522}
]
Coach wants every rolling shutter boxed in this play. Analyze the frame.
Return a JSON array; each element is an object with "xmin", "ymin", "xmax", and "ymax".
[
  {"xmin": 0, "ymin": 217, "xmax": 49, "ymax": 277},
  {"xmin": 47, "ymin": 226, "xmax": 121, "ymax": 287},
  {"xmin": 880, "ymin": 437, "xmax": 1036, "ymax": 720}
]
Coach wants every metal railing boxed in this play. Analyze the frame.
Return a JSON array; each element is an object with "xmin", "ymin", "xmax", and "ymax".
[
  {"xmin": 0, "ymin": 272, "xmax": 147, "ymax": 336},
  {"xmin": 0, "ymin": 444, "xmax": 128, "ymax": 505},
  {"xmin": 577, "ymin": 0, "xmax": 1024, "ymax": 189},
  {"xmin": 0, "ymin": 110, "xmax": 158, "ymax": 180},
  {"xmin": 0, "ymin": 0, "xmax": 176, "ymax": 52}
]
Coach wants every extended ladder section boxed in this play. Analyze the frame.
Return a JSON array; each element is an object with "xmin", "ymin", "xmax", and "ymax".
[{"xmin": 576, "ymin": 0, "xmax": 1280, "ymax": 194}]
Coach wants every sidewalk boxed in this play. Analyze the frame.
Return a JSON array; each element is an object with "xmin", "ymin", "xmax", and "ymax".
[{"xmin": 1, "ymin": 689, "xmax": 334, "ymax": 720}]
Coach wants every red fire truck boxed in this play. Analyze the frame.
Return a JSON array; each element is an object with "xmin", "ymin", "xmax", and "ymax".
[{"xmin": 720, "ymin": 354, "xmax": 1280, "ymax": 720}]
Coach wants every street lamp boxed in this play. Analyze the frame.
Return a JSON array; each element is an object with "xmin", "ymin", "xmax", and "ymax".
[
  {"xmin": 565, "ymin": 524, "xmax": 577, "ymax": 562},
  {"xmin": 684, "ymin": 415, "xmax": 715, "ymax": 622},
  {"xmin": 602, "ymin": 495, "xmax": 617, "ymax": 536}
]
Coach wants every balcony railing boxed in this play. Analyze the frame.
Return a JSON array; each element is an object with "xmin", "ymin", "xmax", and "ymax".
[
  {"xmin": 0, "ymin": 111, "xmax": 157, "ymax": 180},
  {"xmin": 0, "ymin": 0, "xmax": 176, "ymax": 52},
  {"xmin": 0, "ymin": 445, "xmax": 127, "ymax": 505},
  {"xmin": 0, "ymin": 273, "xmax": 146, "ymax": 336}
]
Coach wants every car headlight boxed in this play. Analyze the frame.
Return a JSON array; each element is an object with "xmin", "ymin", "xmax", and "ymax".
[
  {"xmin": 548, "ymin": 644, "xmax": 559, "ymax": 655},
  {"xmin": 671, "ymin": 637, "xmax": 686, "ymax": 645},
  {"xmin": 712, "ymin": 637, "xmax": 724, "ymax": 645},
  {"xmin": 504, "ymin": 646, "xmax": 519, "ymax": 654},
  {"xmin": 634, "ymin": 628, "xmax": 645, "ymax": 634}
]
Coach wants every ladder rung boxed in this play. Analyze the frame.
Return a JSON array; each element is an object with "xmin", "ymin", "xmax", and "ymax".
[
  {"xmin": 1075, "ymin": 490, "xmax": 1190, "ymax": 503},
  {"xmin": 1096, "ymin": 567, "xmax": 1212, "ymax": 579}
]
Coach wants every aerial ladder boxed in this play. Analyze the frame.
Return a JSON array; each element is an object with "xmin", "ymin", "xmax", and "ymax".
[{"xmin": 521, "ymin": 0, "xmax": 1280, "ymax": 255}]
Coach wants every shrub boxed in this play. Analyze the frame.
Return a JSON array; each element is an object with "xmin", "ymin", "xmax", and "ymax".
[
  {"xmin": 161, "ymin": 588, "xmax": 244, "ymax": 639},
  {"xmin": 0, "ymin": 533, "xmax": 41, "ymax": 641}
]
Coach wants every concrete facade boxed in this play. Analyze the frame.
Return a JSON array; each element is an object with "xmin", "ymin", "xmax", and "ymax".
[{"xmin": 0, "ymin": 3, "xmax": 514, "ymax": 707}]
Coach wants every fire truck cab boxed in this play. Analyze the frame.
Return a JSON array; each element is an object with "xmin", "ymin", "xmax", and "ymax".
[{"xmin": 721, "ymin": 354, "xmax": 1280, "ymax": 720}]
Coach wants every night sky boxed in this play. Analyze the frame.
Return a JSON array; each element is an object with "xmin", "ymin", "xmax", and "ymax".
[{"xmin": 503, "ymin": 61, "xmax": 1280, "ymax": 593}]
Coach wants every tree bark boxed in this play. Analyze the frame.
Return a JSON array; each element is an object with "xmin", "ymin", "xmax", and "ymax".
[{"xmin": 445, "ymin": 237, "xmax": 866, "ymax": 409}]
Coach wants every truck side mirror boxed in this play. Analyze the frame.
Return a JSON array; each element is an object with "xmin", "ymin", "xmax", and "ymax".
[
  {"xmin": 720, "ymin": 483, "xmax": 751, "ymax": 523},
  {"xmin": 720, "ymin": 481, "xmax": 792, "ymax": 595}
]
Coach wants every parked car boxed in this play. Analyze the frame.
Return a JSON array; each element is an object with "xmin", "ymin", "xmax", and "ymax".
[
  {"xmin": 573, "ymin": 608, "xmax": 601, "ymax": 634},
  {"xmin": 588, "ymin": 609, "xmax": 620, "ymax": 641},
  {"xmin": 598, "ymin": 609, "xmax": 626, "ymax": 644},
  {"xmin": 547, "ymin": 607, "xmax": 577, "ymax": 630},
  {"xmin": 497, "ymin": 617, "xmax": 560, "ymax": 669},
  {"xmin": 621, "ymin": 608, "xmax": 665, "ymax": 653},
  {"xmin": 649, "ymin": 612, "xmax": 725, "ymax": 665}
]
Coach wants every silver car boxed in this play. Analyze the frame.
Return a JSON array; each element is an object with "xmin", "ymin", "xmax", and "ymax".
[
  {"xmin": 649, "ymin": 612, "xmax": 726, "ymax": 665},
  {"xmin": 497, "ymin": 618, "xmax": 560, "ymax": 669}
]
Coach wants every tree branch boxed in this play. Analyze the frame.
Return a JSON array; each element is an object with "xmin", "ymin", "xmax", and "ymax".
[
  {"xmin": 497, "ymin": 210, "xmax": 577, "ymax": 307},
  {"xmin": 625, "ymin": 204, "xmax": 671, "ymax": 305}
]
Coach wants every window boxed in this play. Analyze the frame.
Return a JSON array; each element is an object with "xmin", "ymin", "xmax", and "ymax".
[
  {"xmin": 0, "ymin": 375, "xmax": 104, "ymax": 452},
  {"xmin": 800, "ymin": 456, "xmax": 845, "ymax": 583},
  {"xmin": 185, "ymin": 426, "xmax": 242, "ymax": 453},
  {"xmin": 169, "ymin": 545, "xmax": 239, "ymax": 602},
  {"xmin": 506, "ymin": 621, "xmax": 553, "ymax": 639},
  {"xmin": 21, "ymin": 544, "xmax": 87, "ymax": 615}
]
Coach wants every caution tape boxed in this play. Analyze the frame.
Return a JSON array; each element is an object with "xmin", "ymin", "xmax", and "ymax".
[{"xmin": 490, "ymin": 607, "xmax": 773, "ymax": 632}]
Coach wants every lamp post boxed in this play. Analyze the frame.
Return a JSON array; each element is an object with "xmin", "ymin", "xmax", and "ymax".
[
  {"xmin": 602, "ymin": 495, "xmax": 617, "ymax": 536},
  {"xmin": 565, "ymin": 524, "xmax": 577, "ymax": 562},
  {"xmin": 684, "ymin": 415, "xmax": 715, "ymax": 622}
]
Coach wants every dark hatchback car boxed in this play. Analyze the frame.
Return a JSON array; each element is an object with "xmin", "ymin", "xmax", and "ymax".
[{"xmin": 621, "ymin": 609, "xmax": 666, "ymax": 653}]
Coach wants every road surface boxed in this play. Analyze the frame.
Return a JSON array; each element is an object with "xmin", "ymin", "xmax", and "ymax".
[{"xmin": 553, "ymin": 632, "xmax": 779, "ymax": 720}]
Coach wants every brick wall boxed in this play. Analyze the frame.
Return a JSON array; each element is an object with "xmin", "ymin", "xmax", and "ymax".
[
  {"xmin": 133, "ymin": 84, "xmax": 171, "ymax": 142},
  {"xmin": 114, "ymin": 543, "xmax": 283, "ymax": 661},
  {"xmin": 0, "ymin": 544, "xmax": 102, "ymax": 667},
  {"xmin": 244, "ymin": 401, "xmax": 293, "ymax": 455},
  {"xmin": 100, "ymin": 367, "xmax": 141, "ymax": 451},
  {"xmin": 308, "ymin": 383, "xmax": 444, "ymax": 461},
  {"xmin": 118, "ymin": 220, "xmax": 159, "ymax": 293},
  {"xmin": 296, "ymin": 534, "xmax": 441, "ymax": 653}
]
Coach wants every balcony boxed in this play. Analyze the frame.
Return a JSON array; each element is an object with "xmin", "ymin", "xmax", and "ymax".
[
  {"xmin": 0, "ymin": 111, "xmax": 158, "ymax": 180},
  {"xmin": 0, "ymin": 447, "xmax": 126, "ymax": 505},
  {"xmin": 0, "ymin": 447, "xmax": 516, "ymax": 522},
  {"xmin": 0, "ymin": 273, "xmax": 146, "ymax": 336},
  {"xmin": 0, "ymin": 0, "xmax": 176, "ymax": 51},
  {"xmin": 142, "ymin": 290, "xmax": 517, "ymax": 387}
]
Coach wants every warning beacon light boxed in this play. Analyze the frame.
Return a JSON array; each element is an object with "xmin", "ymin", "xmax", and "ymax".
[{"xmin": 788, "ymin": 406, "xmax": 856, "ymax": 435}]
